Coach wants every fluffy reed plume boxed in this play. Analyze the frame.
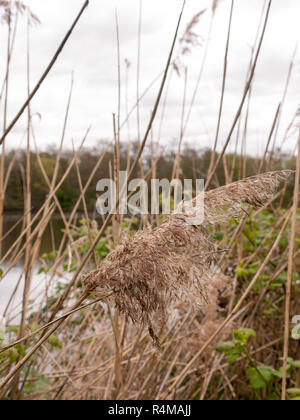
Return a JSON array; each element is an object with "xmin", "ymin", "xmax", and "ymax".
[
  {"xmin": 173, "ymin": 9, "xmax": 206, "ymax": 77},
  {"xmin": 0, "ymin": 1, "xmax": 39, "ymax": 25},
  {"xmin": 84, "ymin": 171, "xmax": 292, "ymax": 347},
  {"xmin": 179, "ymin": 9, "xmax": 206, "ymax": 50},
  {"xmin": 212, "ymin": 0, "xmax": 222, "ymax": 15},
  {"xmin": 176, "ymin": 170, "xmax": 294, "ymax": 226}
]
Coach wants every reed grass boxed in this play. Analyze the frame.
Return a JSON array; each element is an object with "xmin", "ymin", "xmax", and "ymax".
[{"xmin": 0, "ymin": 0, "xmax": 299, "ymax": 401}]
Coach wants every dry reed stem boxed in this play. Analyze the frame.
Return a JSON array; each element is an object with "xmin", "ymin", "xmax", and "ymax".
[
  {"xmin": 167, "ymin": 204, "xmax": 293, "ymax": 395},
  {"xmin": 0, "ymin": 0, "xmax": 89, "ymax": 145},
  {"xmin": 207, "ymin": 0, "xmax": 234, "ymax": 181},
  {"xmin": 0, "ymin": 2, "xmax": 186, "ymax": 395},
  {"xmin": 281, "ymin": 134, "xmax": 300, "ymax": 399},
  {"xmin": 43, "ymin": 0, "xmax": 186, "ymax": 328},
  {"xmin": 205, "ymin": 0, "xmax": 272, "ymax": 190}
]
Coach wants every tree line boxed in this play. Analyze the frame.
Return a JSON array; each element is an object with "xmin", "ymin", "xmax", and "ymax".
[{"xmin": 4, "ymin": 142, "xmax": 296, "ymax": 213}]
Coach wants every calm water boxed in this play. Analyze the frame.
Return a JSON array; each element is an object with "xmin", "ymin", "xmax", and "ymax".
[
  {"xmin": 0, "ymin": 213, "xmax": 72, "ymax": 318},
  {"xmin": 0, "ymin": 265, "xmax": 44, "ymax": 318},
  {"xmin": 2, "ymin": 212, "xmax": 66, "ymax": 258}
]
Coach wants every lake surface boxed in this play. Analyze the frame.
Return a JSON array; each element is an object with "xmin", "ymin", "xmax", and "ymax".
[
  {"xmin": 0, "ymin": 213, "xmax": 73, "ymax": 318},
  {"xmin": 0, "ymin": 264, "xmax": 44, "ymax": 319},
  {"xmin": 2, "ymin": 212, "xmax": 66, "ymax": 258}
]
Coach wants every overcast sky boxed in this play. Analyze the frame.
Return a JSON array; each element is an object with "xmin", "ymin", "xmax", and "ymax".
[{"xmin": 1, "ymin": 0, "xmax": 300, "ymax": 156}]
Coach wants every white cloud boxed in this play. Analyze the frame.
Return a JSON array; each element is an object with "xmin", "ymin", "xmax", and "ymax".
[{"xmin": 0, "ymin": 0, "xmax": 299, "ymax": 156}]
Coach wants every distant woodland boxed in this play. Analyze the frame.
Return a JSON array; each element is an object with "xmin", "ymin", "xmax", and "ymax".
[{"xmin": 4, "ymin": 142, "xmax": 296, "ymax": 212}]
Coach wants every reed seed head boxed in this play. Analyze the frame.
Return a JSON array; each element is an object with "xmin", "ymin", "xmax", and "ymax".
[{"xmin": 84, "ymin": 170, "xmax": 293, "ymax": 347}]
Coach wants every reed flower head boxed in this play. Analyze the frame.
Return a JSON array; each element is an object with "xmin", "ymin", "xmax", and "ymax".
[
  {"xmin": 0, "ymin": 1, "xmax": 39, "ymax": 25},
  {"xmin": 84, "ymin": 171, "xmax": 293, "ymax": 347}
]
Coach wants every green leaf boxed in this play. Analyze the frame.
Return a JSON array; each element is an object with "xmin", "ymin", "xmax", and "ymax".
[
  {"xmin": 272, "ymin": 365, "xmax": 291, "ymax": 379},
  {"xmin": 233, "ymin": 328, "xmax": 256, "ymax": 346},
  {"xmin": 48, "ymin": 335, "xmax": 62, "ymax": 349},
  {"xmin": 31, "ymin": 323, "xmax": 40, "ymax": 332},
  {"xmin": 0, "ymin": 319, "xmax": 5, "ymax": 341},
  {"xmin": 246, "ymin": 366, "xmax": 273, "ymax": 390},
  {"xmin": 228, "ymin": 345, "xmax": 244, "ymax": 365},
  {"xmin": 16, "ymin": 344, "xmax": 26, "ymax": 358},
  {"xmin": 291, "ymin": 360, "xmax": 300, "ymax": 369},
  {"xmin": 0, "ymin": 346, "xmax": 25, "ymax": 364},
  {"xmin": 235, "ymin": 265, "xmax": 247, "ymax": 278},
  {"xmin": 216, "ymin": 341, "xmax": 236, "ymax": 354},
  {"xmin": 214, "ymin": 232, "xmax": 224, "ymax": 241},
  {"xmin": 48, "ymin": 251, "xmax": 57, "ymax": 260},
  {"xmin": 0, "ymin": 349, "xmax": 9, "ymax": 360},
  {"xmin": 277, "ymin": 272, "xmax": 288, "ymax": 282},
  {"xmin": 23, "ymin": 374, "xmax": 51, "ymax": 395},
  {"xmin": 247, "ymin": 374, "xmax": 265, "ymax": 390},
  {"xmin": 279, "ymin": 237, "xmax": 288, "ymax": 249},
  {"xmin": 264, "ymin": 308, "xmax": 276, "ymax": 316},
  {"xmin": 287, "ymin": 388, "xmax": 300, "ymax": 396},
  {"xmin": 7, "ymin": 325, "xmax": 19, "ymax": 334},
  {"xmin": 8, "ymin": 348, "xmax": 19, "ymax": 364},
  {"xmin": 278, "ymin": 357, "xmax": 293, "ymax": 363},
  {"xmin": 35, "ymin": 375, "xmax": 51, "ymax": 394},
  {"xmin": 0, "ymin": 268, "xmax": 3, "ymax": 279}
]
